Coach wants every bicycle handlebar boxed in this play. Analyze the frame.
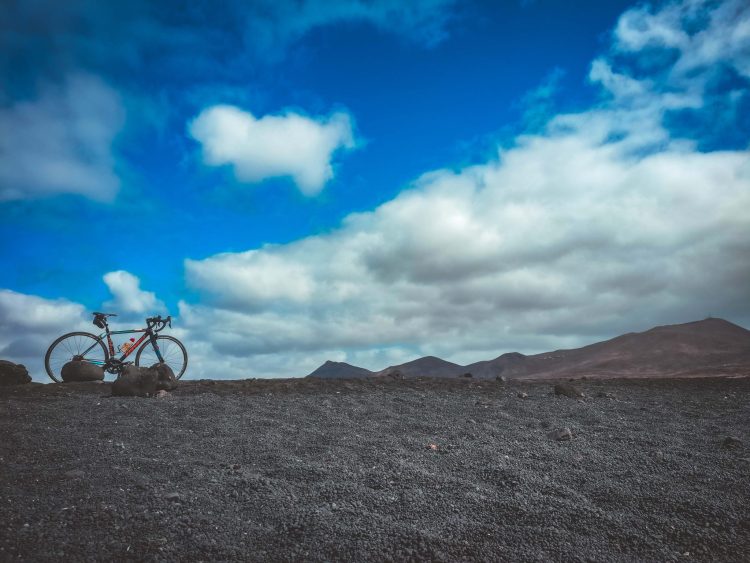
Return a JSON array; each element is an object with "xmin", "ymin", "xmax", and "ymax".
[{"xmin": 146, "ymin": 315, "xmax": 172, "ymax": 331}]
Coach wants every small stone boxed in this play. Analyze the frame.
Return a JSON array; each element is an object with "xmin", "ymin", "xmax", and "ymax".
[
  {"xmin": 722, "ymin": 436, "xmax": 742, "ymax": 449},
  {"xmin": 163, "ymin": 492, "xmax": 183, "ymax": 502},
  {"xmin": 554, "ymin": 383, "xmax": 584, "ymax": 398},
  {"xmin": 517, "ymin": 392, "xmax": 528, "ymax": 399},
  {"xmin": 548, "ymin": 427, "xmax": 573, "ymax": 441}
]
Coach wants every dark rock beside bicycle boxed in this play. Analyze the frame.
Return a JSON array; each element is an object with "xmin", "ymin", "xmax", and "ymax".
[
  {"xmin": 0, "ymin": 360, "xmax": 31, "ymax": 385},
  {"xmin": 112, "ymin": 365, "xmax": 158, "ymax": 397},
  {"xmin": 61, "ymin": 360, "xmax": 104, "ymax": 382},
  {"xmin": 111, "ymin": 363, "xmax": 179, "ymax": 397},
  {"xmin": 151, "ymin": 362, "xmax": 178, "ymax": 391}
]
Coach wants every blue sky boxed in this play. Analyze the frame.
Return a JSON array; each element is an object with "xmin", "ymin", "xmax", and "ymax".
[{"xmin": 2, "ymin": 0, "xmax": 749, "ymax": 379}]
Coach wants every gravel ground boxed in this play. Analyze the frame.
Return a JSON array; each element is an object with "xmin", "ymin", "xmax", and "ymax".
[{"xmin": 1, "ymin": 377, "xmax": 748, "ymax": 562}]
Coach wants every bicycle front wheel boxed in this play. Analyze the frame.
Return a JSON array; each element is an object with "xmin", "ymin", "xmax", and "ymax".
[
  {"xmin": 135, "ymin": 335, "xmax": 188, "ymax": 379},
  {"xmin": 45, "ymin": 332, "xmax": 109, "ymax": 383}
]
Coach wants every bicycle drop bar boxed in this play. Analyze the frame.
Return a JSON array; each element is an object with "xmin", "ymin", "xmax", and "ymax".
[{"xmin": 146, "ymin": 315, "xmax": 172, "ymax": 331}]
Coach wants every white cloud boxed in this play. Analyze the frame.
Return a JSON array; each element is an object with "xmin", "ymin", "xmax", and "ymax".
[
  {"xmin": 615, "ymin": 0, "xmax": 750, "ymax": 81},
  {"xmin": 0, "ymin": 73, "xmax": 124, "ymax": 201},
  {"xmin": 175, "ymin": 0, "xmax": 750, "ymax": 377},
  {"xmin": 0, "ymin": 289, "xmax": 89, "ymax": 381},
  {"xmin": 189, "ymin": 105, "xmax": 356, "ymax": 195},
  {"xmin": 103, "ymin": 270, "xmax": 165, "ymax": 315}
]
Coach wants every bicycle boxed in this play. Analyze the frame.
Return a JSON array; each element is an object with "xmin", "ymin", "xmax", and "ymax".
[{"xmin": 44, "ymin": 312, "xmax": 188, "ymax": 383}]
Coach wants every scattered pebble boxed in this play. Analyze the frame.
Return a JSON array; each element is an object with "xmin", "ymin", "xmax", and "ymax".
[
  {"xmin": 722, "ymin": 436, "xmax": 742, "ymax": 449},
  {"xmin": 554, "ymin": 383, "xmax": 584, "ymax": 399},
  {"xmin": 548, "ymin": 428, "xmax": 573, "ymax": 441}
]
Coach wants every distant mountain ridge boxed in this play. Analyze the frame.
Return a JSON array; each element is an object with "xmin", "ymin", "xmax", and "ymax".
[{"xmin": 306, "ymin": 318, "xmax": 750, "ymax": 380}]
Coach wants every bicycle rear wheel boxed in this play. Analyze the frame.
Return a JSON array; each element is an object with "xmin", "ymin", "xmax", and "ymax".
[
  {"xmin": 45, "ymin": 332, "xmax": 109, "ymax": 383},
  {"xmin": 135, "ymin": 335, "xmax": 188, "ymax": 379}
]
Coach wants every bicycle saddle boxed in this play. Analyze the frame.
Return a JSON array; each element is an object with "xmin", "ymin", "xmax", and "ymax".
[{"xmin": 92, "ymin": 312, "xmax": 117, "ymax": 329}]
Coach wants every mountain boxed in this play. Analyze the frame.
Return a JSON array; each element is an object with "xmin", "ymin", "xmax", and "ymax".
[
  {"xmin": 306, "ymin": 361, "xmax": 373, "ymax": 379},
  {"xmin": 374, "ymin": 356, "xmax": 464, "ymax": 378},
  {"xmin": 517, "ymin": 317, "xmax": 750, "ymax": 379},
  {"xmin": 465, "ymin": 352, "xmax": 529, "ymax": 379},
  {"xmin": 305, "ymin": 318, "xmax": 750, "ymax": 380}
]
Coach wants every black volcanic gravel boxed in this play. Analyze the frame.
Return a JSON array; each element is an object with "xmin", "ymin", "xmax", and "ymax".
[{"xmin": 1, "ymin": 377, "xmax": 748, "ymax": 561}]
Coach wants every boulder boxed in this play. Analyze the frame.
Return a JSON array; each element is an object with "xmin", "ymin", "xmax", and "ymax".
[
  {"xmin": 496, "ymin": 375, "xmax": 507, "ymax": 384},
  {"xmin": 61, "ymin": 360, "xmax": 104, "ymax": 382},
  {"xmin": 112, "ymin": 365, "xmax": 158, "ymax": 397},
  {"xmin": 150, "ymin": 362, "xmax": 178, "ymax": 391},
  {"xmin": 461, "ymin": 373, "xmax": 473, "ymax": 378},
  {"xmin": 0, "ymin": 360, "xmax": 31, "ymax": 385},
  {"xmin": 387, "ymin": 370, "xmax": 404, "ymax": 380},
  {"xmin": 554, "ymin": 382, "xmax": 584, "ymax": 399}
]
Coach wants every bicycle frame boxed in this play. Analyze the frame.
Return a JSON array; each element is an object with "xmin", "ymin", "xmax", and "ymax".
[{"xmin": 81, "ymin": 325, "xmax": 164, "ymax": 366}]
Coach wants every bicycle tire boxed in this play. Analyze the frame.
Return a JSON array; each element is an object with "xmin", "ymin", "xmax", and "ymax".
[
  {"xmin": 135, "ymin": 335, "xmax": 188, "ymax": 379},
  {"xmin": 45, "ymin": 332, "xmax": 109, "ymax": 383}
]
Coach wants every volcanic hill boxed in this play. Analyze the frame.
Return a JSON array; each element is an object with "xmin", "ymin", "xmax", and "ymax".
[{"xmin": 307, "ymin": 318, "xmax": 750, "ymax": 380}]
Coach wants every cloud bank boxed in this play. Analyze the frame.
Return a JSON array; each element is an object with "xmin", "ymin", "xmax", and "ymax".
[
  {"xmin": 0, "ymin": 74, "xmax": 125, "ymax": 201},
  {"xmin": 1, "ymin": 0, "xmax": 457, "ymax": 84},
  {"xmin": 243, "ymin": 0, "xmax": 457, "ymax": 58},
  {"xmin": 0, "ymin": 290, "xmax": 88, "ymax": 380},
  {"xmin": 189, "ymin": 106, "xmax": 356, "ymax": 195}
]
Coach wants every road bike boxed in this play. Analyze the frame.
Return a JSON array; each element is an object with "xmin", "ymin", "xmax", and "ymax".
[{"xmin": 44, "ymin": 312, "xmax": 188, "ymax": 383}]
